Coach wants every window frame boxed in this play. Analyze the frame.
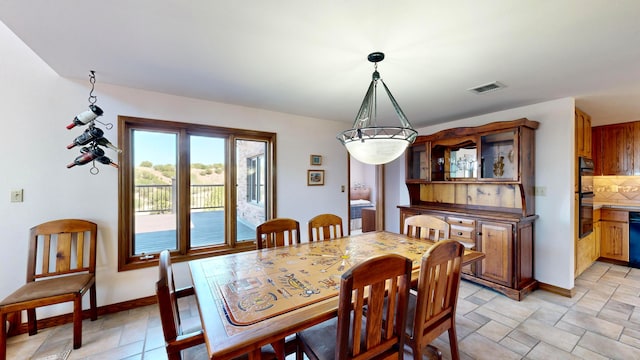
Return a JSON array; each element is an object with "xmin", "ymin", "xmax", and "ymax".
[{"xmin": 118, "ymin": 116, "xmax": 277, "ymax": 271}]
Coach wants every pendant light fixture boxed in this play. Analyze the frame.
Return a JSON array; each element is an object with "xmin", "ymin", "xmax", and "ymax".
[{"xmin": 337, "ymin": 52, "xmax": 417, "ymax": 165}]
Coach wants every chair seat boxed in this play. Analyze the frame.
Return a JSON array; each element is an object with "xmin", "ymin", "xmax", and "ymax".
[
  {"xmin": 0, "ymin": 274, "xmax": 94, "ymax": 309},
  {"xmin": 298, "ymin": 315, "xmax": 371, "ymax": 360}
]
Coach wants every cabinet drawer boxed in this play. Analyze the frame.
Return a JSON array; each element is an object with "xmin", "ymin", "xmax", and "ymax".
[
  {"xmin": 601, "ymin": 209, "xmax": 628, "ymax": 222},
  {"xmin": 450, "ymin": 225, "xmax": 474, "ymax": 240},
  {"xmin": 447, "ymin": 216, "xmax": 475, "ymax": 227}
]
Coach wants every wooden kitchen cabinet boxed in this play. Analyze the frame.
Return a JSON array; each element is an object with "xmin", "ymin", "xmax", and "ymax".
[
  {"xmin": 575, "ymin": 107, "xmax": 592, "ymax": 159},
  {"xmin": 400, "ymin": 118, "xmax": 539, "ymax": 301},
  {"xmin": 600, "ymin": 209, "xmax": 629, "ymax": 261},
  {"xmin": 592, "ymin": 122, "xmax": 640, "ymax": 175}
]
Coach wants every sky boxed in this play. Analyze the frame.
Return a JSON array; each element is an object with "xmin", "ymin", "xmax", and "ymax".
[{"xmin": 133, "ymin": 131, "xmax": 224, "ymax": 166}]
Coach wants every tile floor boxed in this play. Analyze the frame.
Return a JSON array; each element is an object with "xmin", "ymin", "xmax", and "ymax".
[{"xmin": 6, "ymin": 261, "xmax": 640, "ymax": 360}]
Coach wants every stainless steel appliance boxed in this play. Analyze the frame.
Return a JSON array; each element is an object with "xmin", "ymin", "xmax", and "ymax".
[{"xmin": 578, "ymin": 157, "xmax": 594, "ymax": 238}]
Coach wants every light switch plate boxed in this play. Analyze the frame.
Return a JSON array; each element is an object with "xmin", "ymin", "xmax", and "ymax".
[{"xmin": 11, "ymin": 189, "xmax": 23, "ymax": 202}]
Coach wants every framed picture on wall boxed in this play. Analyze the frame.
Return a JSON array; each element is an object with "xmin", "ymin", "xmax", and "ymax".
[
  {"xmin": 307, "ymin": 170, "xmax": 324, "ymax": 186},
  {"xmin": 310, "ymin": 154, "xmax": 322, "ymax": 166}
]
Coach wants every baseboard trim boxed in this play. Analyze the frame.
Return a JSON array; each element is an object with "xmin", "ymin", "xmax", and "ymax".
[
  {"xmin": 537, "ymin": 281, "xmax": 575, "ymax": 298},
  {"xmin": 8, "ymin": 295, "xmax": 157, "ymax": 336}
]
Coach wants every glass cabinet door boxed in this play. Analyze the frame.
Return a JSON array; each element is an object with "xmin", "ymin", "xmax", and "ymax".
[
  {"xmin": 480, "ymin": 130, "xmax": 518, "ymax": 180},
  {"xmin": 432, "ymin": 138, "xmax": 477, "ymax": 180},
  {"xmin": 407, "ymin": 144, "xmax": 428, "ymax": 180}
]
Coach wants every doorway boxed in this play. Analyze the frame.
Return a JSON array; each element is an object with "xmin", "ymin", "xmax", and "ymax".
[{"xmin": 348, "ymin": 155, "xmax": 384, "ymax": 235}]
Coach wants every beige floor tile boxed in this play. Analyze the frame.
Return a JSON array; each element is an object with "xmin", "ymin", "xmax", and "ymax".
[
  {"xmin": 561, "ymin": 309, "xmax": 624, "ymax": 339},
  {"xmin": 476, "ymin": 320, "xmax": 512, "ymax": 342},
  {"xmin": 516, "ymin": 318, "xmax": 580, "ymax": 352},
  {"xmin": 459, "ymin": 333, "xmax": 521, "ymax": 360},
  {"xmin": 578, "ymin": 331, "xmax": 640, "ymax": 359},
  {"xmin": 526, "ymin": 341, "xmax": 582, "ymax": 359},
  {"xmin": 571, "ymin": 345, "xmax": 610, "ymax": 360}
]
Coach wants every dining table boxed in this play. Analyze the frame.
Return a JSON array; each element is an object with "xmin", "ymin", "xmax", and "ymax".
[{"xmin": 188, "ymin": 230, "xmax": 485, "ymax": 360}]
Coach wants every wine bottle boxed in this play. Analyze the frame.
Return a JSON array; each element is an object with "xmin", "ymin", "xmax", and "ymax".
[
  {"xmin": 66, "ymin": 147, "xmax": 105, "ymax": 168},
  {"xmin": 95, "ymin": 137, "xmax": 123, "ymax": 153},
  {"xmin": 66, "ymin": 127, "xmax": 104, "ymax": 149},
  {"xmin": 95, "ymin": 156, "xmax": 119, "ymax": 168},
  {"xmin": 66, "ymin": 105, "xmax": 103, "ymax": 129}
]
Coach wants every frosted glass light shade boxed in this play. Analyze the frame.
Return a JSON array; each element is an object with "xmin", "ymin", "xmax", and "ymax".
[
  {"xmin": 344, "ymin": 136, "xmax": 411, "ymax": 165},
  {"xmin": 338, "ymin": 126, "xmax": 417, "ymax": 165}
]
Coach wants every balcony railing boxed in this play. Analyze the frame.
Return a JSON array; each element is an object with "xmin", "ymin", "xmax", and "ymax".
[{"xmin": 134, "ymin": 184, "xmax": 224, "ymax": 213}]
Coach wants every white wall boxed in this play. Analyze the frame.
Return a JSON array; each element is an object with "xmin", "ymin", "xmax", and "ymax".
[
  {"xmin": 0, "ymin": 22, "xmax": 349, "ymax": 317},
  {"xmin": 384, "ymin": 98, "xmax": 577, "ymax": 291}
]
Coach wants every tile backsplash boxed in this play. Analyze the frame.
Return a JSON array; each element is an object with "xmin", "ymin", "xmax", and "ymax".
[{"xmin": 594, "ymin": 176, "xmax": 640, "ymax": 203}]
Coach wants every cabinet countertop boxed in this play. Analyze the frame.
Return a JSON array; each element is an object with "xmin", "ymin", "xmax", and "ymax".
[{"xmin": 594, "ymin": 202, "xmax": 640, "ymax": 212}]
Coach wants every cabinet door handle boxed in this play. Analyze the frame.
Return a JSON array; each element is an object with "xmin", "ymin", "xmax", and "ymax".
[
  {"xmin": 457, "ymin": 232, "xmax": 463, "ymax": 236},
  {"xmin": 477, "ymin": 232, "xmax": 482, "ymax": 236}
]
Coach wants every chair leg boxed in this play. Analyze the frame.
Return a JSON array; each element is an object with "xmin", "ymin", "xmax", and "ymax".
[
  {"xmin": 73, "ymin": 296, "xmax": 82, "ymax": 349},
  {"xmin": 410, "ymin": 342, "xmax": 422, "ymax": 360},
  {"xmin": 90, "ymin": 283, "xmax": 98, "ymax": 321},
  {"xmin": 1, "ymin": 313, "xmax": 7, "ymax": 360},
  {"xmin": 448, "ymin": 327, "xmax": 459, "ymax": 360},
  {"xmin": 26, "ymin": 308, "xmax": 37, "ymax": 336}
]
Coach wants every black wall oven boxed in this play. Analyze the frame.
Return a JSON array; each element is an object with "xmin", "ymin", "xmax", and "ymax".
[{"xmin": 578, "ymin": 157, "xmax": 594, "ymax": 238}]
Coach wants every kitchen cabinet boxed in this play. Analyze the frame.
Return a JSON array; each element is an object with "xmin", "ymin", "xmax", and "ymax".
[
  {"xmin": 400, "ymin": 119, "xmax": 539, "ymax": 301},
  {"xmin": 592, "ymin": 122, "xmax": 640, "ymax": 175},
  {"xmin": 574, "ymin": 108, "xmax": 595, "ymax": 277},
  {"xmin": 575, "ymin": 107, "xmax": 592, "ymax": 159},
  {"xmin": 600, "ymin": 209, "xmax": 629, "ymax": 261}
]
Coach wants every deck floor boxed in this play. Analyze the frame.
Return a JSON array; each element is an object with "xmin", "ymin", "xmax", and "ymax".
[{"xmin": 134, "ymin": 211, "xmax": 255, "ymax": 253}]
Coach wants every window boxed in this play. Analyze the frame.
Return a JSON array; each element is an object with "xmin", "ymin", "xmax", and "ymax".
[
  {"xmin": 118, "ymin": 116, "xmax": 276, "ymax": 270},
  {"xmin": 247, "ymin": 155, "xmax": 264, "ymax": 204}
]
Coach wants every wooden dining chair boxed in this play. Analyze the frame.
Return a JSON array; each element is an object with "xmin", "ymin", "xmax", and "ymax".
[
  {"xmin": 157, "ymin": 250, "xmax": 289, "ymax": 360},
  {"xmin": 404, "ymin": 215, "xmax": 450, "ymax": 241},
  {"xmin": 0, "ymin": 219, "xmax": 98, "ymax": 359},
  {"xmin": 296, "ymin": 253, "xmax": 412, "ymax": 360},
  {"xmin": 256, "ymin": 218, "xmax": 300, "ymax": 249},
  {"xmin": 156, "ymin": 250, "xmax": 206, "ymax": 360},
  {"xmin": 405, "ymin": 240, "xmax": 464, "ymax": 360},
  {"xmin": 308, "ymin": 213, "xmax": 344, "ymax": 241}
]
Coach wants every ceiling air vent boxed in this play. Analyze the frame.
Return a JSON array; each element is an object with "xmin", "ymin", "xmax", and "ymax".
[{"xmin": 467, "ymin": 81, "xmax": 506, "ymax": 94}]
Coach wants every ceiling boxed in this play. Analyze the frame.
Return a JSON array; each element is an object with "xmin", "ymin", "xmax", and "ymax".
[{"xmin": 2, "ymin": 1, "xmax": 640, "ymax": 128}]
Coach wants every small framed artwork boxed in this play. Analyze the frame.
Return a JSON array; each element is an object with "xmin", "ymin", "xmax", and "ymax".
[
  {"xmin": 310, "ymin": 154, "xmax": 322, "ymax": 166},
  {"xmin": 307, "ymin": 170, "xmax": 325, "ymax": 186}
]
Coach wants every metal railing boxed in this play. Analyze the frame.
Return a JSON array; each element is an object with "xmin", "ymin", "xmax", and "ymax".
[{"xmin": 134, "ymin": 184, "xmax": 224, "ymax": 213}]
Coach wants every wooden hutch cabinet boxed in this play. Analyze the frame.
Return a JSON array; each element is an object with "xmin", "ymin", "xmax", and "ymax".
[{"xmin": 399, "ymin": 119, "xmax": 539, "ymax": 300}]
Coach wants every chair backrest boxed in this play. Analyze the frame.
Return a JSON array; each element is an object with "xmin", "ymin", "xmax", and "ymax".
[
  {"xmin": 27, "ymin": 219, "xmax": 97, "ymax": 283},
  {"xmin": 335, "ymin": 254, "xmax": 412, "ymax": 360},
  {"xmin": 256, "ymin": 218, "xmax": 300, "ymax": 249},
  {"xmin": 156, "ymin": 250, "xmax": 182, "ymax": 343},
  {"xmin": 308, "ymin": 213, "xmax": 344, "ymax": 241},
  {"xmin": 404, "ymin": 215, "xmax": 450, "ymax": 241},
  {"xmin": 412, "ymin": 240, "xmax": 464, "ymax": 346}
]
